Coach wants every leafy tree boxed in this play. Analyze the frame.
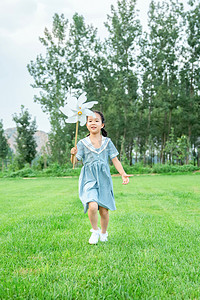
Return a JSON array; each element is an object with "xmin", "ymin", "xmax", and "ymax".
[
  {"xmin": 27, "ymin": 1, "xmax": 200, "ymax": 167},
  {"xmin": 179, "ymin": 0, "xmax": 200, "ymax": 158},
  {"xmin": 164, "ymin": 127, "xmax": 178, "ymax": 164},
  {"xmin": 0, "ymin": 120, "xmax": 9, "ymax": 171},
  {"xmin": 140, "ymin": 0, "xmax": 184, "ymax": 163},
  {"xmin": 104, "ymin": 0, "xmax": 142, "ymax": 159},
  {"xmin": 177, "ymin": 135, "xmax": 190, "ymax": 165},
  {"xmin": 27, "ymin": 13, "xmax": 101, "ymax": 163},
  {"xmin": 13, "ymin": 106, "xmax": 37, "ymax": 168}
]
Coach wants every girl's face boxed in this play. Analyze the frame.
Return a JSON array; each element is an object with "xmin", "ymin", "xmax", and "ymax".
[{"xmin": 86, "ymin": 113, "xmax": 104, "ymax": 135}]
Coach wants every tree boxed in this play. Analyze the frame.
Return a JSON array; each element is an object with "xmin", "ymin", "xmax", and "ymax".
[
  {"xmin": 27, "ymin": 13, "xmax": 101, "ymax": 163},
  {"xmin": 140, "ymin": 0, "xmax": 184, "ymax": 163},
  {"xmin": 0, "ymin": 120, "xmax": 9, "ymax": 171},
  {"xmin": 179, "ymin": 0, "xmax": 200, "ymax": 160},
  {"xmin": 104, "ymin": 0, "xmax": 142, "ymax": 161},
  {"xmin": 13, "ymin": 106, "xmax": 37, "ymax": 168},
  {"xmin": 164, "ymin": 127, "xmax": 178, "ymax": 164},
  {"xmin": 177, "ymin": 135, "xmax": 190, "ymax": 165},
  {"xmin": 27, "ymin": 1, "xmax": 200, "ymax": 166}
]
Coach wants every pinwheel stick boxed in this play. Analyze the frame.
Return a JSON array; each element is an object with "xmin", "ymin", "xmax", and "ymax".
[{"xmin": 73, "ymin": 121, "xmax": 79, "ymax": 169}]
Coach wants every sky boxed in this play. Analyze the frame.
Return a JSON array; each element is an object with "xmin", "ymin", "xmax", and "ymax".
[{"xmin": 0, "ymin": 0, "xmax": 190, "ymax": 133}]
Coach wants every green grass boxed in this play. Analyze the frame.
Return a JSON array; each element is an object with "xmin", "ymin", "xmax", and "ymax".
[{"xmin": 0, "ymin": 175, "xmax": 200, "ymax": 299}]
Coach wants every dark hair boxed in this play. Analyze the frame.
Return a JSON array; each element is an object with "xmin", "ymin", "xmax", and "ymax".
[{"xmin": 87, "ymin": 110, "xmax": 108, "ymax": 137}]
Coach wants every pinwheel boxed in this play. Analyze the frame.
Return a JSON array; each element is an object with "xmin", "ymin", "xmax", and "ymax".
[{"xmin": 60, "ymin": 92, "xmax": 98, "ymax": 168}]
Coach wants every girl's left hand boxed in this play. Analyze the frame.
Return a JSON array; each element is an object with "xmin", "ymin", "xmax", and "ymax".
[{"xmin": 122, "ymin": 173, "xmax": 132, "ymax": 185}]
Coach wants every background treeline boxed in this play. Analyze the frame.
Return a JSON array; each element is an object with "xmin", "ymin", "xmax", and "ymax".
[{"xmin": 1, "ymin": 0, "xmax": 200, "ymax": 173}]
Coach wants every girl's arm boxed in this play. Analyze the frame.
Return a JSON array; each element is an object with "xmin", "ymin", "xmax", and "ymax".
[
  {"xmin": 70, "ymin": 146, "xmax": 78, "ymax": 164},
  {"xmin": 112, "ymin": 157, "xmax": 132, "ymax": 184},
  {"xmin": 71, "ymin": 155, "xmax": 78, "ymax": 164}
]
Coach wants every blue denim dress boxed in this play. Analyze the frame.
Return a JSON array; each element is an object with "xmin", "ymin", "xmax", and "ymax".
[{"xmin": 76, "ymin": 136, "xmax": 119, "ymax": 213}]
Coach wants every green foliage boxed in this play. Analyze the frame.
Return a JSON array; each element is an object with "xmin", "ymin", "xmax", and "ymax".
[
  {"xmin": 152, "ymin": 163, "xmax": 199, "ymax": 174},
  {"xmin": 0, "ymin": 163, "xmax": 82, "ymax": 178},
  {"xmin": 27, "ymin": 13, "xmax": 102, "ymax": 163},
  {"xmin": 0, "ymin": 120, "xmax": 9, "ymax": 170},
  {"xmin": 177, "ymin": 135, "xmax": 190, "ymax": 164},
  {"xmin": 1, "ymin": 162, "xmax": 199, "ymax": 178},
  {"xmin": 164, "ymin": 127, "xmax": 177, "ymax": 157},
  {"xmin": 27, "ymin": 1, "xmax": 200, "ymax": 166},
  {"xmin": 104, "ymin": 0, "xmax": 141, "ymax": 154},
  {"xmin": 13, "ymin": 106, "xmax": 37, "ymax": 168},
  {"xmin": 6, "ymin": 167, "xmax": 38, "ymax": 178},
  {"xmin": 164, "ymin": 127, "xmax": 191, "ymax": 165},
  {"xmin": 140, "ymin": 0, "xmax": 184, "ymax": 164},
  {"xmin": 41, "ymin": 163, "xmax": 81, "ymax": 177}
]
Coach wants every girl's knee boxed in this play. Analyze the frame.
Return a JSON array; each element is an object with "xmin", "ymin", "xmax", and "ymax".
[
  {"xmin": 99, "ymin": 207, "xmax": 108, "ymax": 217},
  {"xmin": 88, "ymin": 202, "xmax": 98, "ymax": 212}
]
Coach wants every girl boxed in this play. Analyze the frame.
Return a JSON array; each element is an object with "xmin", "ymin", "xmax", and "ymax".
[{"xmin": 71, "ymin": 111, "xmax": 131, "ymax": 244}]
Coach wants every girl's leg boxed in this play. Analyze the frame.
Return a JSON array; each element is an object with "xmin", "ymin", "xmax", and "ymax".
[
  {"xmin": 88, "ymin": 202, "xmax": 98, "ymax": 230},
  {"xmin": 99, "ymin": 207, "xmax": 109, "ymax": 234}
]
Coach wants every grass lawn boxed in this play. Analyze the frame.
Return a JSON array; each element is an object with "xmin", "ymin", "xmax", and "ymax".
[{"xmin": 0, "ymin": 174, "xmax": 200, "ymax": 299}]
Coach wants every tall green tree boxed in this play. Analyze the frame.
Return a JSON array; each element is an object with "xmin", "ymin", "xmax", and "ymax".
[
  {"xmin": 13, "ymin": 106, "xmax": 37, "ymax": 168},
  {"xmin": 140, "ymin": 0, "xmax": 184, "ymax": 163},
  {"xmin": 164, "ymin": 127, "xmax": 178, "ymax": 164},
  {"xmin": 0, "ymin": 120, "xmax": 9, "ymax": 171},
  {"xmin": 27, "ymin": 13, "xmax": 102, "ymax": 163},
  {"xmin": 179, "ymin": 0, "xmax": 200, "ymax": 159},
  {"xmin": 27, "ymin": 1, "xmax": 200, "ymax": 166},
  {"xmin": 177, "ymin": 135, "xmax": 190, "ymax": 165},
  {"xmin": 104, "ymin": 0, "xmax": 142, "ymax": 162}
]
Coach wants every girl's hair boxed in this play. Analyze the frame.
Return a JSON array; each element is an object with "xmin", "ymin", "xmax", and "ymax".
[{"xmin": 87, "ymin": 110, "xmax": 108, "ymax": 137}]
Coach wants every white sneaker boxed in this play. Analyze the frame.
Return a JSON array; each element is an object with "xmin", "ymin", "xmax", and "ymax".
[
  {"xmin": 89, "ymin": 228, "xmax": 100, "ymax": 244},
  {"xmin": 100, "ymin": 231, "xmax": 108, "ymax": 242}
]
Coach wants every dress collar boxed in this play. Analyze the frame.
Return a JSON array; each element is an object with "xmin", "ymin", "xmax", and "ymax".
[
  {"xmin": 87, "ymin": 136, "xmax": 106, "ymax": 149},
  {"xmin": 82, "ymin": 136, "xmax": 109, "ymax": 154}
]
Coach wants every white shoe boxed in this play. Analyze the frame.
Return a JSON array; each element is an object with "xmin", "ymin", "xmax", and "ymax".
[
  {"xmin": 100, "ymin": 231, "xmax": 108, "ymax": 242},
  {"xmin": 89, "ymin": 228, "xmax": 100, "ymax": 244}
]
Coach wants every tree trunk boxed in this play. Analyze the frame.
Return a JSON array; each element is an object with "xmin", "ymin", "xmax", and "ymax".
[
  {"xmin": 129, "ymin": 142, "xmax": 133, "ymax": 166},
  {"xmin": 161, "ymin": 132, "xmax": 167, "ymax": 164},
  {"xmin": 120, "ymin": 128, "xmax": 126, "ymax": 162},
  {"xmin": 148, "ymin": 100, "xmax": 151, "ymax": 133},
  {"xmin": 161, "ymin": 112, "xmax": 168, "ymax": 164},
  {"xmin": 168, "ymin": 108, "xmax": 172, "ymax": 138},
  {"xmin": 186, "ymin": 125, "xmax": 191, "ymax": 165},
  {"xmin": 44, "ymin": 157, "xmax": 47, "ymax": 169},
  {"xmin": 135, "ymin": 151, "xmax": 138, "ymax": 163},
  {"xmin": 143, "ymin": 151, "xmax": 146, "ymax": 165}
]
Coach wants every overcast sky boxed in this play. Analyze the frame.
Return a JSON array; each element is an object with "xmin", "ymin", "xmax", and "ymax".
[{"xmin": 0, "ymin": 0, "xmax": 189, "ymax": 132}]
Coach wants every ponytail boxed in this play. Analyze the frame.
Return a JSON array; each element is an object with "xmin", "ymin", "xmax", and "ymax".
[
  {"xmin": 101, "ymin": 127, "xmax": 107, "ymax": 137},
  {"xmin": 93, "ymin": 111, "xmax": 108, "ymax": 137}
]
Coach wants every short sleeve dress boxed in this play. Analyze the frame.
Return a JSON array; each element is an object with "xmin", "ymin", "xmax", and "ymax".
[{"xmin": 76, "ymin": 136, "xmax": 119, "ymax": 213}]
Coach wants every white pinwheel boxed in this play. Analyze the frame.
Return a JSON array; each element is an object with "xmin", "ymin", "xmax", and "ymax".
[
  {"xmin": 60, "ymin": 92, "xmax": 98, "ymax": 169},
  {"xmin": 60, "ymin": 92, "xmax": 98, "ymax": 126}
]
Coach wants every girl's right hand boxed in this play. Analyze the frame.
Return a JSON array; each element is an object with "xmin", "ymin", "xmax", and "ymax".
[{"xmin": 71, "ymin": 146, "xmax": 78, "ymax": 155}]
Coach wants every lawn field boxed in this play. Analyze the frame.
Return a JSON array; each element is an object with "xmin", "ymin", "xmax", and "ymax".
[{"xmin": 0, "ymin": 174, "xmax": 200, "ymax": 299}]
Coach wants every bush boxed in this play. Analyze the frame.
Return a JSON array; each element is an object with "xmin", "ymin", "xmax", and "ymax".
[
  {"xmin": 110, "ymin": 163, "xmax": 152, "ymax": 175},
  {"xmin": 41, "ymin": 163, "xmax": 81, "ymax": 177},
  {"xmin": 152, "ymin": 164, "xmax": 200, "ymax": 174},
  {"xmin": 0, "ymin": 162, "xmax": 199, "ymax": 178},
  {"xmin": 5, "ymin": 167, "xmax": 37, "ymax": 178}
]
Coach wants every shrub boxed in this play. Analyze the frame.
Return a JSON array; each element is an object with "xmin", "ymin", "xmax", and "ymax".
[
  {"xmin": 110, "ymin": 163, "xmax": 152, "ymax": 175},
  {"xmin": 0, "ymin": 162, "xmax": 199, "ymax": 178},
  {"xmin": 152, "ymin": 164, "xmax": 199, "ymax": 174},
  {"xmin": 7, "ymin": 168, "xmax": 37, "ymax": 178}
]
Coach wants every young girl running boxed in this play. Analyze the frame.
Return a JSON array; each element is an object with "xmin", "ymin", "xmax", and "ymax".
[{"xmin": 71, "ymin": 111, "xmax": 131, "ymax": 244}]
